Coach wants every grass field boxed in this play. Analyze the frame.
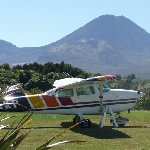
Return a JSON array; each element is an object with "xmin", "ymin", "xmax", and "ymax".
[{"xmin": 1, "ymin": 111, "xmax": 150, "ymax": 150}]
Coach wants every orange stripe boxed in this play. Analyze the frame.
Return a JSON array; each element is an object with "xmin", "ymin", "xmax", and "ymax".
[
  {"xmin": 42, "ymin": 95, "xmax": 59, "ymax": 107},
  {"xmin": 28, "ymin": 95, "xmax": 45, "ymax": 108}
]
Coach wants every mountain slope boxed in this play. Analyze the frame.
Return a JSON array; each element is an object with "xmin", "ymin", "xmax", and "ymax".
[
  {"xmin": 37, "ymin": 15, "xmax": 150, "ymax": 77},
  {"xmin": 0, "ymin": 15, "xmax": 150, "ymax": 78}
]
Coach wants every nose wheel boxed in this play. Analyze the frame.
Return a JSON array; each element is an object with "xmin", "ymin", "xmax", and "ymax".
[{"xmin": 110, "ymin": 115, "xmax": 129, "ymax": 127}]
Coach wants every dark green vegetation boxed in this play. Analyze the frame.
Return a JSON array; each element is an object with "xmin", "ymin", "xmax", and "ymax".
[
  {"xmin": 0, "ymin": 62, "xmax": 150, "ymax": 110},
  {"xmin": 0, "ymin": 62, "xmax": 90, "ymax": 93},
  {"xmin": 1, "ymin": 111, "xmax": 150, "ymax": 150}
]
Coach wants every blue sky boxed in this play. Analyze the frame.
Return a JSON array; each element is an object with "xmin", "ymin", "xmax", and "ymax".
[{"xmin": 0, "ymin": 0, "xmax": 149, "ymax": 47}]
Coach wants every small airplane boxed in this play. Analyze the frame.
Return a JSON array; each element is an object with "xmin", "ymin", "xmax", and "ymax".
[{"xmin": 1, "ymin": 75, "xmax": 143, "ymax": 128}]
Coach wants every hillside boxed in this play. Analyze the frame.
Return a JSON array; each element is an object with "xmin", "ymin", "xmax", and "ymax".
[{"xmin": 0, "ymin": 15, "xmax": 150, "ymax": 78}]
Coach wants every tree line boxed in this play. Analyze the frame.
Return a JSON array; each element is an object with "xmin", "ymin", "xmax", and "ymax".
[
  {"xmin": 0, "ymin": 62, "xmax": 150, "ymax": 110},
  {"xmin": 0, "ymin": 62, "xmax": 90, "ymax": 93}
]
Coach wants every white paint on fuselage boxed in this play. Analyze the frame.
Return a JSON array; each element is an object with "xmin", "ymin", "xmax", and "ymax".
[{"xmin": 36, "ymin": 88, "xmax": 139, "ymax": 115}]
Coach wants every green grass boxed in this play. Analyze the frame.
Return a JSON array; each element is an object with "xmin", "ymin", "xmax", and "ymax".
[{"xmin": 1, "ymin": 111, "xmax": 150, "ymax": 150}]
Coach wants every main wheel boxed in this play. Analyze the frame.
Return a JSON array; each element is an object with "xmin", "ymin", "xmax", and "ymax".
[{"xmin": 80, "ymin": 119, "xmax": 92, "ymax": 128}]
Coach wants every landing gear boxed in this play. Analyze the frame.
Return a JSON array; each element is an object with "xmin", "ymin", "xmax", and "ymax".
[
  {"xmin": 99, "ymin": 106, "xmax": 118, "ymax": 128},
  {"xmin": 99, "ymin": 106, "xmax": 129, "ymax": 128},
  {"xmin": 73, "ymin": 115, "xmax": 81, "ymax": 124},
  {"xmin": 73, "ymin": 114, "xmax": 92, "ymax": 128},
  {"xmin": 110, "ymin": 115, "xmax": 129, "ymax": 127},
  {"xmin": 80, "ymin": 119, "xmax": 92, "ymax": 128}
]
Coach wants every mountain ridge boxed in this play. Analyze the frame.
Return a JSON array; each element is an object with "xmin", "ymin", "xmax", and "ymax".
[{"xmin": 0, "ymin": 15, "xmax": 150, "ymax": 78}]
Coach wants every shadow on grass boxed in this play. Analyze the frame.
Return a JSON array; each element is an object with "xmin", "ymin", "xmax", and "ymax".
[
  {"xmin": 60, "ymin": 121, "xmax": 131, "ymax": 139},
  {"xmin": 120, "ymin": 125, "xmax": 150, "ymax": 128}
]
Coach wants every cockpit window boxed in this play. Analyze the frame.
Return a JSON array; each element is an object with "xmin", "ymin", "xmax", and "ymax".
[
  {"xmin": 76, "ymin": 86, "xmax": 95, "ymax": 96},
  {"xmin": 56, "ymin": 89, "xmax": 74, "ymax": 97}
]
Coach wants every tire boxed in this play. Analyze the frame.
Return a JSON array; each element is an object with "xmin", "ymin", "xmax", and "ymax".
[
  {"xmin": 80, "ymin": 119, "xmax": 92, "ymax": 128},
  {"xmin": 118, "ymin": 124, "xmax": 125, "ymax": 127}
]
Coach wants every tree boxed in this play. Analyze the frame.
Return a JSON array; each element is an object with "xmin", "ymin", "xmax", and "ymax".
[
  {"xmin": 1, "ymin": 63, "xmax": 10, "ymax": 70},
  {"xmin": 18, "ymin": 70, "xmax": 32, "ymax": 85}
]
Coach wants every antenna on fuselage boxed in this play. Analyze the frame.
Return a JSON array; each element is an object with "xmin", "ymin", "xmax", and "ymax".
[{"xmin": 63, "ymin": 72, "xmax": 73, "ymax": 78}]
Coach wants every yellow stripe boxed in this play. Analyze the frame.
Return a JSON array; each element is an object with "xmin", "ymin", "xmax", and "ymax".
[
  {"xmin": 97, "ymin": 76, "xmax": 105, "ymax": 80},
  {"xmin": 28, "ymin": 95, "xmax": 45, "ymax": 108}
]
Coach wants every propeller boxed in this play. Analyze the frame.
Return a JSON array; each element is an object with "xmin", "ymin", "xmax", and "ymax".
[{"xmin": 2, "ymin": 83, "xmax": 24, "ymax": 97}]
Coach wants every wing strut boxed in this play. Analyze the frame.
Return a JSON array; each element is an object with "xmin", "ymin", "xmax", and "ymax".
[
  {"xmin": 98, "ymin": 79, "xmax": 118, "ymax": 128},
  {"xmin": 99, "ymin": 82, "xmax": 104, "ymax": 112},
  {"xmin": 98, "ymin": 106, "xmax": 118, "ymax": 128}
]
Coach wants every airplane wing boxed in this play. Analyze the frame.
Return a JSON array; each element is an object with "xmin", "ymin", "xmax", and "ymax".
[
  {"xmin": 53, "ymin": 75, "xmax": 116, "ymax": 89},
  {"xmin": 53, "ymin": 75, "xmax": 116, "ymax": 113}
]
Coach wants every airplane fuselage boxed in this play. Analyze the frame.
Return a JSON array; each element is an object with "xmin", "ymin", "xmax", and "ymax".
[
  {"xmin": 1, "ymin": 76, "xmax": 142, "ymax": 128},
  {"xmin": 2, "ymin": 85, "xmax": 139, "ymax": 115}
]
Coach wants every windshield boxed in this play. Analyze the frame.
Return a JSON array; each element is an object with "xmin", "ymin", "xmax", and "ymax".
[{"xmin": 45, "ymin": 88, "xmax": 56, "ymax": 96}]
